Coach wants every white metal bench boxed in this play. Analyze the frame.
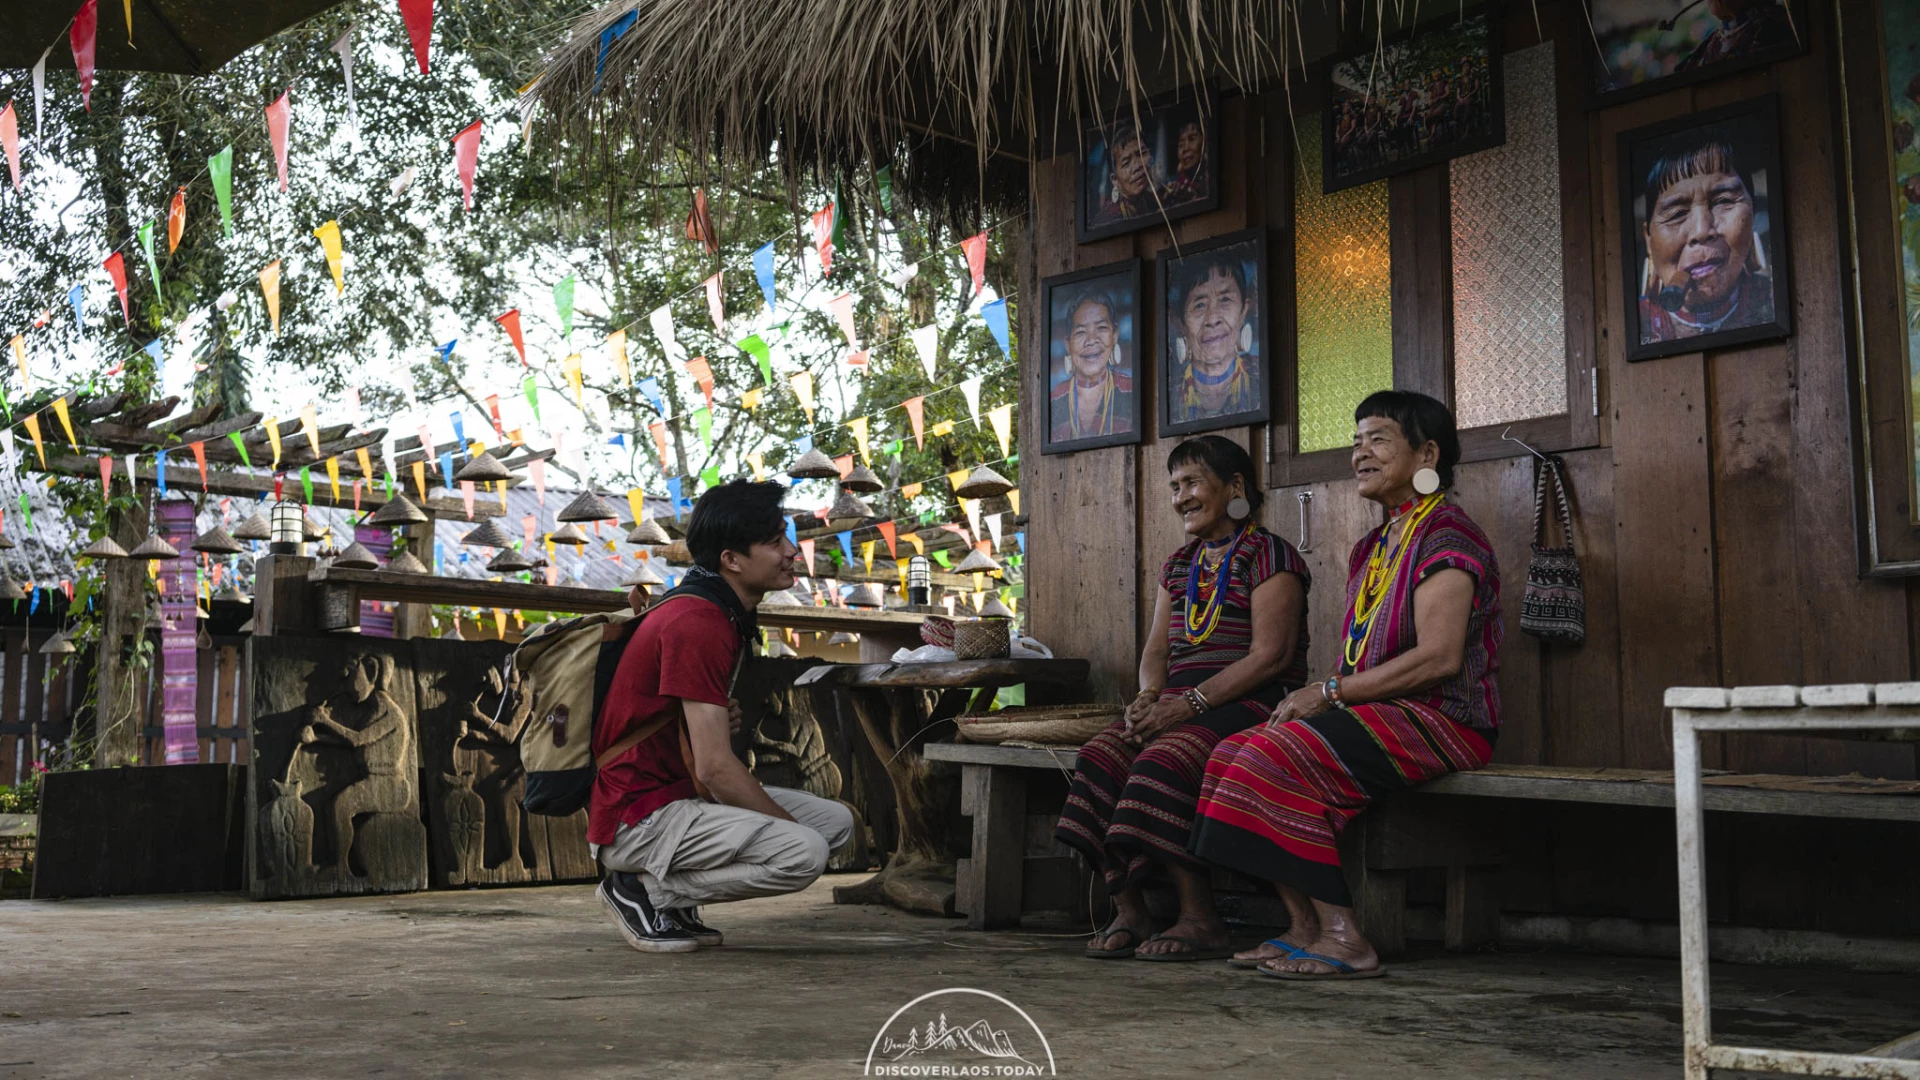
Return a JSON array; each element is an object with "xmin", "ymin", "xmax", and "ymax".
[{"xmin": 1667, "ymin": 683, "xmax": 1920, "ymax": 1080}]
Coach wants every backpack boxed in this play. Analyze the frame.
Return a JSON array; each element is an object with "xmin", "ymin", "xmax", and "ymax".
[{"xmin": 511, "ymin": 585, "xmax": 751, "ymax": 816}]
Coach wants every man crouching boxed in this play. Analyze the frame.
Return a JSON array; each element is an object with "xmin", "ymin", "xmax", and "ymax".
[{"xmin": 590, "ymin": 479, "xmax": 854, "ymax": 952}]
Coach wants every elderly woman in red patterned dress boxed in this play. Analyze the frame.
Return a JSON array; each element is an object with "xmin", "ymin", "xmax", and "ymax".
[
  {"xmin": 1056, "ymin": 435, "xmax": 1312, "ymax": 961},
  {"xmin": 1192, "ymin": 390, "xmax": 1502, "ymax": 980}
]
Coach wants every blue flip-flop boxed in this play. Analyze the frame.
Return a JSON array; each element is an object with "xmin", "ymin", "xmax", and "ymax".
[
  {"xmin": 1257, "ymin": 950, "xmax": 1389, "ymax": 981},
  {"xmin": 1228, "ymin": 938, "xmax": 1306, "ymax": 969}
]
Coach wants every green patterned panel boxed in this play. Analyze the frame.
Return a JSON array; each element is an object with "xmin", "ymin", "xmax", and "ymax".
[{"xmin": 1294, "ymin": 116, "xmax": 1393, "ymax": 453}]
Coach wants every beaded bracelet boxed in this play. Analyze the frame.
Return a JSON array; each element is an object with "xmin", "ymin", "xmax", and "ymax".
[{"xmin": 1183, "ymin": 687, "xmax": 1211, "ymax": 716}]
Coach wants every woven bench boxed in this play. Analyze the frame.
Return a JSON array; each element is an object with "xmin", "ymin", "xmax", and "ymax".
[{"xmin": 924, "ymin": 741, "xmax": 1920, "ymax": 946}]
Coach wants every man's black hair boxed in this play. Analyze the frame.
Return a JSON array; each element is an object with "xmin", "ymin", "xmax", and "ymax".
[
  {"xmin": 1167, "ymin": 435, "xmax": 1264, "ymax": 517},
  {"xmin": 1354, "ymin": 390, "xmax": 1460, "ymax": 488},
  {"xmin": 686, "ymin": 479, "xmax": 789, "ymax": 571}
]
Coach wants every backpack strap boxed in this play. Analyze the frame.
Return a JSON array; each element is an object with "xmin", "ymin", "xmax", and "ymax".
[{"xmin": 593, "ymin": 712, "xmax": 674, "ymax": 770}]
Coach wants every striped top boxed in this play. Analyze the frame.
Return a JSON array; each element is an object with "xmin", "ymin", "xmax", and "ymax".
[
  {"xmin": 1340, "ymin": 502, "xmax": 1502, "ymax": 731},
  {"xmin": 1160, "ymin": 526, "xmax": 1312, "ymax": 695}
]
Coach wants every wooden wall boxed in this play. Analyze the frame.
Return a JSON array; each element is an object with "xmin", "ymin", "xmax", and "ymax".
[{"xmin": 1022, "ymin": 0, "xmax": 1917, "ymax": 782}]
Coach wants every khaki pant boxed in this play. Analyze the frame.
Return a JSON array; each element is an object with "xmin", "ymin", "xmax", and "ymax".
[{"xmin": 594, "ymin": 787, "xmax": 855, "ymax": 911}]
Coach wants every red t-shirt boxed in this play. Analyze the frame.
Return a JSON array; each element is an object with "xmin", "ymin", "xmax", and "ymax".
[{"xmin": 586, "ymin": 595, "xmax": 739, "ymax": 845}]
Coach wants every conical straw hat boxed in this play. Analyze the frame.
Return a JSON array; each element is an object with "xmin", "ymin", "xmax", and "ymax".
[
  {"xmin": 385, "ymin": 550, "xmax": 429, "ymax": 574},
  {"xmin": 367, "ymin": 496, "xmax": 430, "ymax": 526},
  {"xmin": 786, "ymin": 447, "xmax": 841, "ymax": 479},
  {"xmin": 626, "ymin": 519, "xmax": 671, "ymax": 545},
  {"xmin": 81, "ymin": 536, "xmax": 129, "ymax": 559},
  {"xmin": 461, "ymin": 519, "xmax": 515, "ymax": 548},
  {"xmin": 827, "ymin": 489, "xmax": 874, "ymax": 522},
  {"xmin": 842, "ymin": 463, "xmax": 884, "ymax": 492},
  {"xmin": 231, "ymin": 511, "xmax": 273, "ymax": 540},
  {"xmin": 331, "ymin": 542, "xmax": 381, "ymax": 570},
  {"xmin": 486, "ymin": 548, "xmax": 534, "ymax": 573},
  {"xmin": 557, "ymin": 489, "xmax": 620, "ymax": 523},
  {"xmin": 954, "ymin": 465, "xmax": 1014, "ymax": 499},
  {"xmin": 129, "ymin": 534, "xmax": 182, "ymax": 560},
  {"xmin": 620, "ymin": 561, "xmax": 666, "ymax": 588},
  {"xmin": 548, "ymin": 523, "xmax": 589, "ymax": 546},
  {"xmin": 190, "ymin": 526, "xmax": 244, "ymax": 555},
  {"xmin": 452, "ymin": 452, "xmax": 514, "ymax": 483},
  {"xmin": 954, "ymin": 547, "xmax": 1000, "ymax": 573}
]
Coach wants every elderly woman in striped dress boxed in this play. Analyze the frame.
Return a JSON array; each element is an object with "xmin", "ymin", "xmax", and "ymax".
[
  {"xmin": 1191, "ymin": 390, "xmax": 1502, "ymax": 980},
  {"xmin": 1056, "ymin": 435, "xmax": 1312, "ymax": 961}
]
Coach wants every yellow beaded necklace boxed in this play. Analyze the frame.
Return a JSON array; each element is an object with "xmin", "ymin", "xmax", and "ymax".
[{"xmin": 1343, "ymin": 493, "xmax": 1443, "ymax": 668}]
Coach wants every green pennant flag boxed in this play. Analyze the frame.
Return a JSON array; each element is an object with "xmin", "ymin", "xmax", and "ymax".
[
  {"xmin": 700, "ymin": 465, "xmax": 721, "ymax": 490},
  {"xmin": 523, "ymin": 375, "xmax": 540, "ymax": 424},
  {"xmin": 876, "ymin": 166, "xmax": 893, "ymax": 215},
  {"xmin": 138, "ymin": 221, "xmax": 161, "ymax": 293},
  {"xmin": 885, "ymin": 439, "xmax": 901, "ymax": 456},
  {"xmin": 694, "ymin": 406, "xmax": 712, "ymax": 449},
  {"xmin": 384, "ymin": 472, "xmax": 395, "ymax": 499},
  {"xmin": 17, "ymin": 493, "xmax": 30, "ymax": 531},
  {"xmin": 300, "ymin": 466, "xmax": 314, "ymax": 504},
  {"xmin": 207, "ymin": 145, "xmax": 234, "ymax": 238},
  {"xmin": 739, "ymin": 334, "xmax": 772, "ymax": 388},
  {"xmin": 830, "ymin": 179, "xmax": 849, "ymax": 250},
  {"xmin": 553, "ymin": 275, "xmax": 576, "ymax": 338},
  {"xmin": 227, "ymin": 431, "xmax": 251, "ymax": 467},
  {"xmin": 931, "ymin": 549, "xmax": 951, "ymax": 569}
]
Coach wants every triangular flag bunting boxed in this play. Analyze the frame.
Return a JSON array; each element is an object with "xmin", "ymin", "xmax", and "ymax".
[{"xmin": 264, "ymin": 89, "xmax": 292, "ymax": 192}]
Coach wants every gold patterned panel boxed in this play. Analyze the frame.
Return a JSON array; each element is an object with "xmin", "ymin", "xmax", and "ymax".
[
  {"xmin": 1451, "ymin": 43, "xmax": 1568, "ymax": 430},
  {"xmin": 1294, "ymin": 116, "xmax": 1394, "ymax": 453}
]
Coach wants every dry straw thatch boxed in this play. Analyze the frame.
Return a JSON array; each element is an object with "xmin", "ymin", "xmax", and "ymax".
[{"xmin": 528, "ymin": 0, "xmax": 1321, "ymax": 209}]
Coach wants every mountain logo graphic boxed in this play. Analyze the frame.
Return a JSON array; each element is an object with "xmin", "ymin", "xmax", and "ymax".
[{"xmin": 865, "ymin": 988, "xmax": 1056, "ymax": 1076}]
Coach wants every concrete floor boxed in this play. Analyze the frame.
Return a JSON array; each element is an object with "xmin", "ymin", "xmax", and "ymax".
[{"xmin": 3, "ymin": 881, "xmax": 1917, "ymax": 1079}]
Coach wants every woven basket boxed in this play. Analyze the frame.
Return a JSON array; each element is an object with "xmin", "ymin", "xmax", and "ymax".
[
  {"xmin": 920, "ymin": 615, "xmax": 956, "ymax": 648},
  {"xmin": 952, "ymin": 617, "xmax": 1011, "ymax": 659},
  {"xmin": 956, "ymin": 705, "xmax": 1122, "ymax": 746}
]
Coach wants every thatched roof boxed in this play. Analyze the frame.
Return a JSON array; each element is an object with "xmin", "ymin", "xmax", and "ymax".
[{"xmin": 530, "ymin": 0, "xmax": 1333, "ymax": 213}]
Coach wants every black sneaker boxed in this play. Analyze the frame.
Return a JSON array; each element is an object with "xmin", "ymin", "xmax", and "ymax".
[
  {"xmin": 597, "ymin": 872, "xmax": 699, "ymax": 953},
  {"xmin": 666, "ymin": 906, "xmax": 724, "ymax": 946}
]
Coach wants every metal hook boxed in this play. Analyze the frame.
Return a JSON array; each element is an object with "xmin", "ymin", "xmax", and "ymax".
[
  {"xmin": 1296, "ymin": 491, "xmax": 1314, "ymax": 554},
  {"xmin": 1501, "ymin": 426, "xmax": 1550, "ymax": 463}
]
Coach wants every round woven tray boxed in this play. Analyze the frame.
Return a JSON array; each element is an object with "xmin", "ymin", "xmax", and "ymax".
[
  {"xmin": 955, "ymin": 704, "xmax": 1122, "ymax": 746},
  {"xmin": 953, "ymin": 618, "xmax": 1011, "ymax": 660}
]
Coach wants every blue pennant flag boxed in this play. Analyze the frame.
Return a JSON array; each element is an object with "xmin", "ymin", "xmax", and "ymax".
[
  {"xmin": 794, "ymin": 433, "xmax": 813, "ymax": 456},
  {"xmin": 837, "ymin": 531, "xmax": 853, "ymax": 567},
  {"xmin": 449, "ymin": 411, "xmax": 466, "ymax": 454},
  {"xmin": 594, "ymin": 9, "xmax": 640, "ymax": 92},
  {"xmin": 439, "ymin": 450, "xmax": 455, "ymax": 489},
  {"xmin": 154, "ymin": 449, "xmax": 169, "ymax": 495},
  {"xmin": 434, "ymin": 542, "xmax": 444, "ymax": 572},
  {"xmin": 28, "ymin": 587, "xmax": 39, "ymax": 615},
  {"xmin": 67, "ymin": 285, "xmax": 85, "ymax": 335},
  {"xmin": 980, "ymin": 298, "xmax": 1011, "ymax": 357},
  {"xmin": 785, "ymin": 516, "xmax": 798, "ymax": 546},
  {"xmin": 143, "ymin": 339, "xmax": 164, "ymax": 366},
  {"xmin": 752, "ymin": 242, "xmax": 777, "ymax": 314},
  {"xmin": 436, "ymin": 339, "xmax": 458, "ymax": 364},
  {"xmin": 1015, "ymin": 532, "xmax": 1026, "ymax": 554},
  {"xmin": 665, "ymin": 476, "xmax": 683, "ymax": 518},
  {"xmin": 637, "ymin": 377, "xmax": 665, "ymax": 416},
  {"xmin": 607, "ymin": 433, "xmax": 626, "ymax": 448}
]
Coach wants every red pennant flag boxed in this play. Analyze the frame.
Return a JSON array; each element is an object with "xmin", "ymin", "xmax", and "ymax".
[
  {"xmin": 103, "ymin": 251, "xmax": 130, "ymax": 325},
  {"xmin": 485, "ymin": 394, "xmax": 504, "ymax": 438},
  {"xmin": 828, "ymin": 291, "xmax": 858, "ymax": 348},
  {"xmin": 0, "ymin": 102, "xmax": 19, "ymax": 193},
  {"xmin": 810, "ymin": 203, "xmax": 835, "ymax": 275},
  {"xmin": 961, "ymin": 231, "xmax": 987, "ymax": 295},
  {"xmin": 190, "ymin": 441, "xmax": 207, "ymax": 489},
  {"xmin": 495, "ymin": 309, "xmax": 526, "ymax": 365},
  {"xmin": 352, "ymin": 479, "xmax": 363, "ymax": 512},
  {"xmin": 799, "ymin": 538, "xmax": 816, "ymax": 574},
  {"xmin": 847, "ymin": 349, "xmax": 869, "ymax": 369},
  {"xmin": 273, "ymin": 473, "xmax": 284, "ymax": 500},
  {"xmin": 832, "ymin": 454, "xmax": 853, "ymax": 480},
  {"xmin": 685, "ymin": 188, "xmax": 718, "ymax": 254},
  {"xmin": 264, "ymin": 89, "xmax": 292, "ymax": 192},
  {"xmin": 166, "ymin": 186, "xmax": 186, "ymax": 252},
  {"xmin": 649, "ymin": 421, "xmax": 669, "ymax": 466},
  {"xmin": 72, "ymin": 0, "xmax": 98, "ymax": 112},
  {"xmin": 685, "ymin": 356, "xmax": 714, "ymax": 408},
  {"xmin": 878, "ymin": 520, "xmax": 898, "ymax": 559},
  {"xmin": 61, "ymin": 579, "xmax": 72, "ymax": 603},
  {"xmin": 903, "ymin": 395, "xmax": 926, "ymax": 448},
  {"xmin": 98, "ymin": 455, "xmax": 111, "ymax": 496},
  {"xmin": 450, "ymin": 119, "xmax": 481, "ymax": 210},
  {"xmin": 398, "ymin": 0, "xmax": 434, "ymax": 74}
]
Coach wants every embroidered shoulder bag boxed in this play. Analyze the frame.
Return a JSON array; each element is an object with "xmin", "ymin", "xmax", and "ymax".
[{"xmin": 1520, "ymin": 455, "xmax": 1586, "ymax": 646}]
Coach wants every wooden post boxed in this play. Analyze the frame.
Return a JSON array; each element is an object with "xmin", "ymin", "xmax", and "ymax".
[
  {"xmin": 251, "ymin": 555, "xmax": 315, "ymax": 636},
  {"xmin": 392, "ymin": 518, "xmax": 432, "ymax": 640},
  {"xmin": 93, "ymin": 495, "xmax": 149, "ymax": 767},
  {"xmin": 956, "ymin": 762, "xmax": 1026, "ymax": 930}
]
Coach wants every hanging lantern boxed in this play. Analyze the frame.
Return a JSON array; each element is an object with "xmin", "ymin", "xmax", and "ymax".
[
  {"xmin": 556, "ymin": 489, "xmax": 620, "ymax": 523},
  {"xmin": 954, "ymin": 465, "xmax": 1015, "ymax": 499},
  {"xmin": 231, "ymin": 511, "xmax": 273, "ymax": 541},
  {"xmin": 626, "ymin": 519, "xmax": 671, "ymax": 545},
  {"xmin": 190, "ymin": 526, "xmax": 244, "ymax": 555},
  {"xmin": 269, "ymin": 501, "xmax": 305, "ymax": 553},
  {"xmin": 786, "ymin": 447, "xmax": 840, "ymax": 480},
  {"xmin": 907, "ymin": 555, "xmax": 932, "ymax": 606},
  {"xmin": 331, "ymin": 541, "xmax": 381, "ymax": 570},
  {"xmin": 842, "ymin": 463, "xmax": 884, "ymax": 493},
  {"xmin": 81, "ymin": 536, "xmax": 130, "ymax": 559}
]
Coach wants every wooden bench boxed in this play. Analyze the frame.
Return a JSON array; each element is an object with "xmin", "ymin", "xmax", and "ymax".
[{"xmin": 926, "ymin": 742, "xmax": 1920, "ymax": 951}]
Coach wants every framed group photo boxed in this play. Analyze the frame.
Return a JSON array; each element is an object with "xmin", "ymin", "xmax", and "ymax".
[
  {"xmin": 1039, "ymin": 260, "xmax": 1146, "ymax": 455},
  {"xmin": 1156, "ymin": 229, "xmax": 1270, "ymax": 437},
  {"xmin": 1585, "ymin": 0, "xmax": 1807, "ymax": 106},
  {"xmin": 1616, "ymin": 94, "xmax": 1792, "ymax": 362},
  {"xmin": 1076, "ymin": 88, "xmax": 1222, "ymax": 243},
  {"xmin": 1321, "ymin": 5, "xmax": 1504, "ymax": 194}
]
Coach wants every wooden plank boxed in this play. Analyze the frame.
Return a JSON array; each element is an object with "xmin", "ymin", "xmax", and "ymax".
[
  {"xmin": 308, "ymin": 566, "xmax": 627, "ymax": 614},
  {"xmin": 926, "ymin": 742, "xmax": 1078, "ymax": 768},
  {"xmin": 1388, "ymin": 163, "xmax": 1451, "ymax": 402},
  {"xmin": 957, "ymin": 762, "xmax": 1028, "ymax": 929},
  {"xmin": 1541, "ymin": 448, "xmax": 1623, "ymax": 765},
  {"xmin": 1419, "ymin": 771, "xmax": 1920, "ymax": 822},
  {"xmin": 1451, "ymin": 455, "xmax": 1543, "ymax": 764},
  {"xmin": 196, "ymin": 646, "xmax": 217, "ymax": 764},
  {"xmin": 795, "ymin": 658, "xmax": 1090, "ymax": 690}
]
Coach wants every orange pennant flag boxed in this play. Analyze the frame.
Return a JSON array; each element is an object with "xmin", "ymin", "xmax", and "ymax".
[
  {"xmin": 903, "ymin": 396, "xmax": 925, "ymax": 448},
  {"xmin": 901, "ymin": 482, "xmax": 923, "ymax": 499},
  {"xmin": 9, "ymin": 335, "xmax": 27, "ymax": 392},
  {"xmin": 411, "ymin": 460, "xmax": 429, "ymax": 500},
  {"xmin": 961, "ymin": 231, "xmax": 988, "ymax": 294},
  {"xmin": 22, "ymin": 414, "xmax": 44, "ymax": 467},
  {"xmin": 259, "ymin": 261, "xmax": 282, "ymax": 335},
  {"xmin": 607, "ymin": 330, "xmax": 630, "ymax": 387},
  {"xmin": 190, "ymin": 441, "xmax": 208, "ymax": 489},
  {"xmin": 167, "ymin": 186, "xmax": 186, "ymax": 253},
  {"xmin": 877, "ymin": 520, "xmax": 898, "ymax": 559}
]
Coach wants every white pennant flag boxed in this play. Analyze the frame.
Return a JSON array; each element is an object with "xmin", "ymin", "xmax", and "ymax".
[
  {"xmin": 125, "ymin": 454, "xmax": 138, "ymax": 489},
  {"xmin": 0, "ymin": 429, "xmax": 15, "ymax": 472},
  {"xmin": 649, "ymin": 304, "xmax": 681, "ymax": 364},
  {"xmin": 329, "ymin": 25, "xmax": 357, "ymax": 135},
  {"xmin": 959, "ymin": 376, "xmax": 984, "ymax": 429},
  {"xmin": 887, "ymin": 261, "xmax": 919, "ymax": 288},
  {"xmin": 985, "ymin": 511, "xmax": 1004, "ymax": 549},
  {"xmin": 31, "ymin": 47, "xmax": 50, "ymax": 148},
  {"xmin": 390, "ymin": 166, "xmax": 417, "ymax": 198},
  {"xmin": 911, "ymin": 325, "xmax": 939, "ymax": 382},
  {"xmin": 960, "ymin": 497, "xmax": 982, "ymax": 542},
  {"xmin": 382, "ymin": 435, "xmax": 398, "ymax": 476}
]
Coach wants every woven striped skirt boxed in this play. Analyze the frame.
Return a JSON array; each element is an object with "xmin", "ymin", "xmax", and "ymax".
[
  {"xmin": 1189, "ymin": 700, "xmax": 1495, "ymax": 906},
  {"xmin": 1054, "ymin": 682, "xmax": 1288, "ymax": 895}
]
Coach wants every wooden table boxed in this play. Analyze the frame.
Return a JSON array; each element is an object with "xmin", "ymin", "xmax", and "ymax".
[{"xmin": 794, "ymin": 658, "xmax": 1089, "ymax": 916}]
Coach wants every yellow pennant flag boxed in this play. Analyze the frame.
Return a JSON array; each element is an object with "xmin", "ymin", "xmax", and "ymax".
[
  {"xmin": 987, "ymin": 404, "xmax": 1013, "ymax": 458},
  {"xmin": 930, "ymin": 419, "xmax": 955, "ymax": 437},
  {"xmin": 22, "ymin": 414, "xmax": 45, "ymax": 467},
  {"xmin": 747, "ymin": 452, "xmax": 765, "ymax": 482},
  {"xmin": 860, "ymin": 539, "xmax": 876, "ymax": 573},
  {"xmin": 355, "ymin": 446, "xmax": 373, "ymax": 479},
  {"xmin": 901, "ymin": 482, "xmax": 922, "ymax": 499},
  {"xmin": 946, "ymin": 469, "xmax": 968, "ymax": 492},
  {"xmin": 50, "ymin": 398, "xmax": 78, "ymax": 452},
  {"xmin": 264, "ymin": 416, "xmax": 284, "ymax": 468},
  {"xmin": 300, "ymin": 403, "xmax": 321, "ymax": 457},
  {"xmin": 9, "ymin": 335, "xmax": 27, "ymax": 392},
  {"xmin": 1007, "ymin": 488, "xmax": 1020, "ymax": 515},
  {"xmin": 312, "ymin": 220, "xmax": 345, "ymax": 294},
  {"xmin": 897, "ymin": 563, "xmax": 909, "ymax": 599},
  {"xmin": 789, "ymin": 371, "xmax": 814, "ymax": 422},
  {"xmin": 626, "ymin": 488, "xmax": 646, "ymax": 526},
  {"xmin": 741, "ymin": 387, "xmax": 762, "ymax": 412},
  {"xmin": 544, "ymin": 537, "xmax": 556, "ymax": 562},
  {"xmin": 608, "ymin": 330, "xmax": 630, "ymax": 387},
  {"xmin": 563, "ymin": 353, "xmax": 583, "ymax": 406},
  {"xmin": 412, "ymin": 460, "xmax": 429, "ymax": 500},
  {"xmin": 497, "ymin": 479, "xmax": 509, "ymax": 510},
  {"xmin": 900, "ymin": 531, "xmax": 924, "ymax": 556},
  {"xmin": 493, "ymin": 608, "xmax": 507, "ymax": 640},
  {"xmin": 325, "ymin": 456, "xmax": 341, "ymax": 500},
  {"xmin": 259, "ymin": 261, "xmax": 282, "ymax": 335},
  {"xmin": 848, "ymin": 416, "xmax": 871, "ymax": 464}
]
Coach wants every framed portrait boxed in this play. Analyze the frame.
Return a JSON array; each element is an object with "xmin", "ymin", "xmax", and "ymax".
[
  {"xmin": 1076, "ymin": 87, "xmax": 1222, "ymax": 244},
  {"xmin": 1039, "ymin": 260, "xmax": 1147, "ymax": 455},
  {"xmin": 1586, "ymin": 0, "xmax": 1807, "ymax": 107},
  {"xmin": 1615, "ymin": 95, "xmax": 1792, "ymax": 363},
  {"xmin": 1320, "ymin": 6, "xmax": 1504, "ymax": 194},
  {"xmin": 1156, "ymin": 229, "xmax": 1270, "ymax": 437}
]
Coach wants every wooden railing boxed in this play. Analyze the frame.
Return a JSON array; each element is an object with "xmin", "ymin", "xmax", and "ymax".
[{"xmin": 0, "ymin": 628, "xmax": 85, "ymax": 787}]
